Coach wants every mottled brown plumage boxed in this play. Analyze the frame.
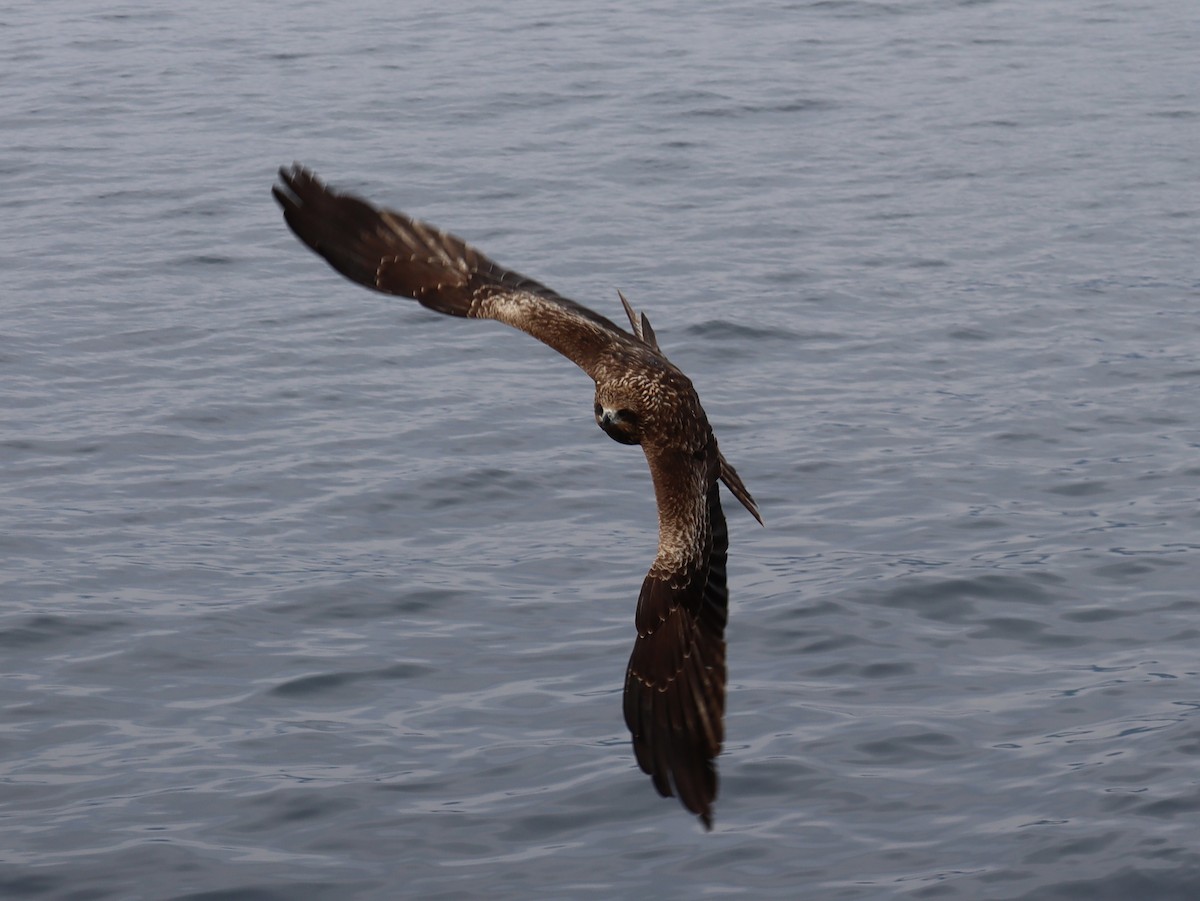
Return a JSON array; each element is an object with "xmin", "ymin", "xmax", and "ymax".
[{"xmin": 272, "ymin": 164, "xmax": 761, "ymax": 829}]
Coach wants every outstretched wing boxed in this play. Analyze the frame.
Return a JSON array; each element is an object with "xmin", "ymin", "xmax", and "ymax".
[
  {"xmin": 624, "ymin": 450, "xmax": 730, "ymax": 830},
  {"xmin": 272, "ymin": 164, "xmax": 636, "ymax": 379}
]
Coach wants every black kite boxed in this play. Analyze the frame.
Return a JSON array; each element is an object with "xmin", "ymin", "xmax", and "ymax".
[{"xmin": 272, "ymin": 165, "xmax": 761, "ymax": 829}]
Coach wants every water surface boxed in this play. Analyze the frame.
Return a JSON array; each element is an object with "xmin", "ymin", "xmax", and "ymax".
[{"xmin": 3, "ymin": 1, "xmax": 1199, "ymax": 898}]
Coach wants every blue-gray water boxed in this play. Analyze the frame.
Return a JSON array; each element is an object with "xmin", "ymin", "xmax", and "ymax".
[{"xmin": 3, "ymin": 1, "xmax": 1199, "ymax": 898}]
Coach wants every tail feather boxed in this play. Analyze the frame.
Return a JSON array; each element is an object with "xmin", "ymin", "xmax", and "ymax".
[
  {"xmin": 718, "ymin": 453, "xmax": 762, "ymax": 525},
  {"xmin": 617, "ymin": 290, "xmax": 660, "ymax": 350}
]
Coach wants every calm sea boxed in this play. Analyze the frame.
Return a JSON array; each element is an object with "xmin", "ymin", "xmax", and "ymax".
[{"xmin": 3, "ymin": 1, "xmax": 1199, "ymax": 898}]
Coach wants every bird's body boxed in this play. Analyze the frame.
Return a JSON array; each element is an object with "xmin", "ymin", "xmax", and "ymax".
[{"xmin": 272, "ymin": 165, "xmax": 760, "ymax": 829}]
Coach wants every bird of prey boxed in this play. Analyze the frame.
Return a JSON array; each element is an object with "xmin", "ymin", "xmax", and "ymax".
[{"xmin": 272, "ymin": 165, "xmax": 761, "ymax": 829}]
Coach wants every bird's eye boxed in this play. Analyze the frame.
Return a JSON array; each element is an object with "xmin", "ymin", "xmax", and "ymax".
[
  {"xmin": 617, "ymin": 408, "xmax": 638, "ymax": 423},
  {"xmin": 594, "ymin": 403, "xmax": 603, "ymax": 416}
]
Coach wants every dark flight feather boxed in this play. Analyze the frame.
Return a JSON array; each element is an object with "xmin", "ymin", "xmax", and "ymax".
[{"xmin": 272, "ymin": 164, "xmax": 761, "ymax": 828}]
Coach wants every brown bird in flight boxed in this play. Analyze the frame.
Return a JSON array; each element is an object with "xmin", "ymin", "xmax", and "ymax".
[{"xmin": 272, "ymin": 165, "xmax": 761, "ymax": 829}]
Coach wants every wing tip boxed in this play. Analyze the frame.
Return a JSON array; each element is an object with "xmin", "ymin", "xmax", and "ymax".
[
  {"xmin": 274, "ymin": 162, "xmax": 335, "ymax": 203},
  {"xmin": 624, "ymin": 566, "xmax": 726, "ymax": 829}
]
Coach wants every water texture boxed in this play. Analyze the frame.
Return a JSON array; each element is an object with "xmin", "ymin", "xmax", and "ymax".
[{"xmin": 2, "ymin": 1, "xmax": 1198, "ymax": 898}]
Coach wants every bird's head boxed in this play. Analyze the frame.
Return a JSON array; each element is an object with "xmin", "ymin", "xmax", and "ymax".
[{"xmin": 594, "ymin": 392, "xmax": 644, "ymax": 446}]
